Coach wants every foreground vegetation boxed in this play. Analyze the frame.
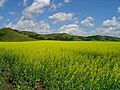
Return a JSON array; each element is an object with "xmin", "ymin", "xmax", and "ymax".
[{"xmin": 0, "ymin": 41, "xmax": 120, "ymax": 89}]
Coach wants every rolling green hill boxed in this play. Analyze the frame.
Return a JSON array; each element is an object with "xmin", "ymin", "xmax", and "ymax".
[
  {"xmin": 27, "ymin": 33, "xmax": 81, "ymax": 41},
  {"xmin": 0, "ymin": 28, "xmax": 120, "ymax": 41},
  {"xmin": 82, "ymin": 35, "xmax": 120, "ymax": 41},
  {"xmin": 25, "ymin": 33, "xmax": 120, "ymax": 41},
  {"xmin": 0, "ymin": 28, "xmax": 36, "ymax": 42}
]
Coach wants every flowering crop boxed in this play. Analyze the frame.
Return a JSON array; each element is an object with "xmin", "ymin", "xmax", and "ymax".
[{"xmin": 0, "ymin": 41, "xmax": 120, "ymax": 89}]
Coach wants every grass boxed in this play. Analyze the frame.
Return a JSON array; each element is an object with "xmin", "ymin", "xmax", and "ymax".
[
  {"xmin": 0, "ymin": 41, "xmax": 120, "ymax": 89},
  {"xmin": 0, "ymin": 28, "xmax": 36, "ymax": 41}
]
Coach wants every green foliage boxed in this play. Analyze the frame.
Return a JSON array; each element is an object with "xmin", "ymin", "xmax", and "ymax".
[
  {"xmin": 83, "ymin": 35, "xmax": 120, "ymax": 41},
  {"xmin": 0, "ymin": 28, "xmax": 36, "ymax": 42},
  {"xmin": 0, "ymin": 41, "xmax": 120, "ymax": 89}
]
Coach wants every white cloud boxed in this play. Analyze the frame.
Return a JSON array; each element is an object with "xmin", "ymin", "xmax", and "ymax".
[
  {"xmin": 7, "ymin": 0, "xmax": 51, "ymax": 34},
  {"xmin": 6, "ymin": 20, "xmax": 35, "ymax": 31},
  {"xmin": 118, "ymin": 7, "xmax": 120, "ymax": 13},
  {"xmin": 95, "ymin": 17, "xmax": 120, "ymax": 37},
  {"xmin": 96, "ymin": 27, "xmax": 120, "ymax": 37},
  {"xmin": 21, "ymin": 0, "xmax": 50, "ymax": 20},
  {"xmin": 64, "ymin": 0, "xmax": 71, "ymax": 3},
  {"xmin": 5, "ymin": 22, "xmax": 14, "ymax": 28},
  {"xmin": 73, "ymin": 18, "xmax": 80, "ymax": 24},
  {"xmin": 7, "ymin": 19, "xmax": 10, "ymax": 22},
  {"xmin": 36, "ymin": 21, "xmax": 51, "ymax": 34},
  {"xmin": 0, "ymin": 0, "xmax": 5, "ymax": 7},
  {"xmin": 49, "ymin": 2, "xmax": 62, "ymax": 11},
  {"xmin": 59, "ymin": 24, "xmax": 84, "ymax": 36},
  {"xmin": 49, "ymin": 0, "xmax": 71, "ymax": 11},
  {"xmin": 6, "ymin": 20, "xmax": 51, "ymax": 34},
  {"xmin": 14, "ymin": 20, "xmax": 36, "ymax": 31},
  {"xmin": 102, "ymin": 17, "xmax": 118, "ymax": 27},
  {"xmin": 9, "ymin": 11, "xmax": 16, "ymax": 16},
  {"xmin": 81, "ymin": 17, "xmax": 94, "ymax": 27},
  {"xmin": 49, "ymin": 12, "xmax": 74, "ymax": 22},
  {"xmin": 0, "ymin": 16, "xmax": 3, "ymax": 20},
  {"xmin": 23, "ymin": 0, "xmax": 28, "ymax": 6}
]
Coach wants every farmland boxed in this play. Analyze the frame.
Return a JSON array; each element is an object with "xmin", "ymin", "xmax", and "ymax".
[{"xmin": 0, "ymin": 41, "xmax": 120, "ymax": 89}]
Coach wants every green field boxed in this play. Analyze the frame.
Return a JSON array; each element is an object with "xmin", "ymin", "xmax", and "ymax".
[{"xmin": 0, "ymin": 41, "xmax": 120, "ymax": 89}]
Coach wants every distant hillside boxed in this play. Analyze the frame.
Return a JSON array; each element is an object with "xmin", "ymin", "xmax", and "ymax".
[
  {"xmin": 0, "ymin": 28, "xmax": 36, "ymax": 42},
  {"xmin": 27, "ymin": 33, "xmax": 82, "ymax": 41},
  {"xmin": 0, "ymin": 28, "xmax": 120, "ymax": 42},
  {"xmin": 24, "ymin": 33, "xmax": 120, "ymax": 41},
  {"xmin": 82, "ymin": 35, "xmax": 120, "ymax": 41}
]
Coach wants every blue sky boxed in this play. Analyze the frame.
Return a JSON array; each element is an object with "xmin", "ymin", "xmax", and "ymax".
[{"xmin": 0, "ymin": 0, "xmax": 120, "ymax": 37}]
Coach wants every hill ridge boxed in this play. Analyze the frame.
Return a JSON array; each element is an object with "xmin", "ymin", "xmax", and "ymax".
[
  {"xmin": 0, "ymin": 28, "xmax": 36, "ymax": 42},
  {"xmin": 0, "ymin": 28, "xmax": 120, "ymax": 42}
]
